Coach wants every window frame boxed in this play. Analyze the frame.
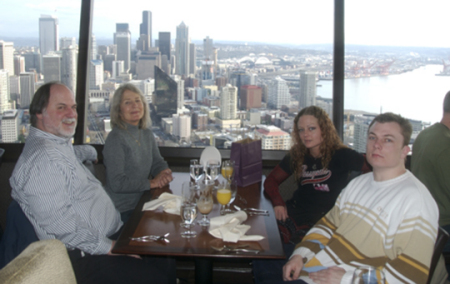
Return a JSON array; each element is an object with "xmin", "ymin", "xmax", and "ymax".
[{"xmin": 0, "ymin": 0, "xmax": 345, "ymax": 167}]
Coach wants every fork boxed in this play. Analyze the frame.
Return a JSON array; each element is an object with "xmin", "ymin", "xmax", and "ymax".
[
  {"xmin": 211, "ymin": 245, "xmax": 260, "ymax": 254},
  {"xmin": 234, "ymin": 205, "xmax": 269, "ymax": 215}
]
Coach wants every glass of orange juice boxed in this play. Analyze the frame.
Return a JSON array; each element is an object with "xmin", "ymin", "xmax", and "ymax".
[
  {"xmin": 221, "ymin": 160, "xmax": 235, "ymax": 182},
  {"xmin": 217, "ymin": 180, "xmax": 236, "ymax": 215}
]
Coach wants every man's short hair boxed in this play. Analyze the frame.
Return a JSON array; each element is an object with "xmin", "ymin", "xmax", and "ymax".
[
  {"xmin": 444, "ymin": 91, "xmax": 450, "ymax": 113},
  {"xmin": 30, "ymin": 82, "xmax": 64, "ymax": 127},
  {"xmin": 368, "ymin": 112, "xmax": 412, "ymax": 147}
]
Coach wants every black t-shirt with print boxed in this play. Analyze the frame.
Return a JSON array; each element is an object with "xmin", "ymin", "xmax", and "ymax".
[{"xmin": 280, "ymin": 148, "xmax": 364, "ymax": 226}]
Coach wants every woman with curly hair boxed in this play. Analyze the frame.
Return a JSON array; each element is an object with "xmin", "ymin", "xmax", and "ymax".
[{"xmin": 264, "ymin": 106, "xmax": 365, "ymax": 245}]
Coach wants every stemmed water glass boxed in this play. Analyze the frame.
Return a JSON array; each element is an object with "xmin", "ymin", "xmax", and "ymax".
[
  {"xmin": 190, "ymin": 159, "xmax": 204, "ymax": 185},
  {"xmin": 205, "ymin": 160, "xmax": 221, "ymax": 187},
  {"xmin": 180, "ymin": 181, "xmax": 197, "ymax": 229},
  {"xmin": 197, "ymin": 179, "xmax": 214, "ymax": 226}
]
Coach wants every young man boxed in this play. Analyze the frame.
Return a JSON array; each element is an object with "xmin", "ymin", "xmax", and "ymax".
[
  {"xmin": 10, "ymin": 82, "xmax": 175, "ymax": 284},
  {"xmin": 282, "ymin": 113, "xmax": 440, "ymax": 283}
]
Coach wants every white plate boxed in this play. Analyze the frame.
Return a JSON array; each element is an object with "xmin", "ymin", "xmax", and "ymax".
[{"xmin": 200, "ymin": 146, "xmax": 221, "ymax": 167}]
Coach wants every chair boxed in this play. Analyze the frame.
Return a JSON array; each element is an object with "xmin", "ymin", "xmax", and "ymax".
[
  {"xmin": 0, "ymin": 200, "xmax": 39, "ymax": 269},
  {"xmin": 427, "ymin": 227, "xmax": 449, "ymax": 284},
  {"xmin": 0, "ymin": 239, "xmax": 76, "ymax": 284}
]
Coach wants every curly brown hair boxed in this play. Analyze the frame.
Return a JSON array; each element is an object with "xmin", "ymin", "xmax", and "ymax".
[{"xmin": 290, "ymin": 106, "xmax": 346, "ymax": 179}]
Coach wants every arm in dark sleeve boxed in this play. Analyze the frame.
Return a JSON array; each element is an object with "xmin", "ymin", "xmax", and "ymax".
[{"xmin": 264, "ymin": 155, "xmax": 292, "ymax": 207}]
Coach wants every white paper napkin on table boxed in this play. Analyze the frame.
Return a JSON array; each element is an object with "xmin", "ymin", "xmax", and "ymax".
[
  {"xmin": 142, "ymin": 193, "xmax": 182, "ymax": 215},
  {"xmin": 208, "ymin": 211, "xmax": 264, "ymax": 243}
]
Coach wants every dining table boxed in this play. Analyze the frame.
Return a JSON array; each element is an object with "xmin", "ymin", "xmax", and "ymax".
[{"xmin": 112, "ymin": 172, "xmax": 285, "ymax": 284}]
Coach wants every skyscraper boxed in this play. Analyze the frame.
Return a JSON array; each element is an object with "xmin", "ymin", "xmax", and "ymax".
[
  {"xmin": 159, "ymin": 32, "xmax": 171, "ymax": 74},
  {"xmin": 175, "ymin": 22, "xmax": 190, "ymax": 76},
  {"xmin": 0, "ymin": 69, "xmax": 11, "ymax": 112},
  {"xmin": 203, "ymin": 36, "xmax": 213, "ymax": 60},
  {"xmin": 89, "ymin": 60, "xmax": 104, "ymax": 90},
  {"xmin": 152, "ymin": 66, "xmax": 178, "ymax": 124},
  {"xmin": 136, "ymin": 49, "xmax": 161, "ymax": 79},
  {"xmin": 240, "ymin": 85, "xmax": 262, "ymax": 110},
  {"xmin": 299, "ymin": 71, "xmax": 317, "ymax": 109},
  {"xmin": 23, "ymin": 52, "xmax": 41, "ymax": 73},
  {"xmin": 1, "ymin": 110, "xmax": 20, "ymax": 142},
  {"xmin": 220, "ymin": 84, "xmax": 238, "ymax": 120},
  {"xmin": 14, "ymin": 55, "xmax": 25, "ymax": 76},
  {"xmin": 91, "ymin": 34, "xmax": 97, "ymax": 60},
  {"xmin": 19, "ymin": 72, "xmax": 35, "ymax": 109},
  {"xmin": 39, "ymin": 15, "xmax": 59, "ymax": 56},
  {"xmin": 61, "ymin": 46, "xmax": 78, "ymax": 93},
  {"xmin": 60, "ymin": 37, "xmax": 76, "ymax": 49},
  {"xmin": 114, "ymin": 23, "xmax": 131, "ymax": 72},
  {"xmin": 268, "ymin": 77, "xmax": 290, "ymax": 109},
  {"xmin": 138, "ymin": 11, "xmax": 152, "ymax": 51},
  {"xmin": 0, "ymin": 41, "xmax": 14, "ymax": 75},
  {"xmin": 42, "ymin": 53, "xmax": 62, "ymax": 83},
  {"xmin": 189, "ymin": 43, "xmax": 196, "ymax": 75}
]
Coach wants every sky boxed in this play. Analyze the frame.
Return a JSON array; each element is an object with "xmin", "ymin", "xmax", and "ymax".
[{"xmin": 1, "ymin": 0, "xmax": 450, "ymax": 48}]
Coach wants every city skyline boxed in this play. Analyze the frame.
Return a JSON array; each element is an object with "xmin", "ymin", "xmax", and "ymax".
[{"xmin": 1, "ymin": 0, "xmax": 450, "ymax": 48}]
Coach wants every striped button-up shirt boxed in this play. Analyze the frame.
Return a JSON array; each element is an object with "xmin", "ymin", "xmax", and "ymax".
[{"xmin": 10, "ymin": 127, "xmax": 123, "ymax": 255}]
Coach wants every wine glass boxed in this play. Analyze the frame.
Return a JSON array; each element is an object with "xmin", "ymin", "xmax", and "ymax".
[
  {"xmin": 221, "ymin": 160, "xmax": 235, "ymax": 182},
  {"xmin": 216, "ymin": 180, "xmax": 237, "ymax": 215},
  {"xmin": 197, "ymin": 179, "xmax": 214, "ymax": 226},
  {"xmin": 180, "ymin": 202, "xmax": 197, "ymax": 238},
  {"xmin": 190, "ymin": 159, "xmax": 204, "ymax": 185},
  {"xmin": 351, "ymin": 266, "xmax": 385, "ymax": 284},
  {"xmin": 205, "ymin": 160, "xmax": 221, "ymax": 186}
]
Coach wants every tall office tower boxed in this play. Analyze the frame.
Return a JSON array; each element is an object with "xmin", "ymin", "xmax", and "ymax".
[
  {"xmin": 60, "ymin": 37, "xmax": 76, "ymax": 49},
  {"xmin": 42, "ymin": 53, "xmax": 62, "ymax": 83},
  {"xmin": 0, "ymin": 70, "xmax": 11, "ymax": 112},
  {"xmin": 61, "ymin": 46, "xmax": 78, "ymax": 93},
  {"xmin": 172, "ymin": 114, "xmax": 191, "ymax": 142},
  {"xmin": 91, "ymin": 34, "xmax": 97, "ymax": 60},
  {"xmin": 215, "ymin": 76, "xmax": 227, "ymax": 89},
  {"xmin": 240, "ymin": 85, "xmax": 262, "ymax": 110},
  {"xmin": 14, "ymin": 55, "xmax": 25, "ymax": 76},
  {"xmin": 170, "ymin": 74, "xmax": 184, "ymax": 113},
  {"xmin": 39, "ymin": 15, "xmax": 59, "ymax": 56},
  {"xmin": 158, "ymin": 32, "xmax": 171, "ymax": 60},
  {"xmin": 19, "ymin": 72, "xmax": 35, "ymax": 108},
  {"xmin": 0, "ymin": 41, "xmax": 14, "ymax": 75},
  {"xmin": 89, "ymin": 60, "xmax": 104, "ymax": 90},
  {"xmin": 170, "ymin": 55, "xmax": 176, "ymax": 74},
  {"xmin": 192, "ymin": 111, "xmax": 207, "ymax": 130},
  {"xmin": 137, "ymin": 11, "xmax": 152, "ymax": 51},
  {"xmin": 136, "ymin": 49, "xmax": 161, "ymax": 79},
  {"xmin": 114, "ymin": 23, "xmax": 131, "ymax": 72},
  {"xmin": 97, "ymin": 45, "xmax": 109, "ymax": 60},
  {"xmin": 189, "ymin": 43, "xmax": 196, "ymax": 75},
  {"xmin": 299, "ymin": 71, "xmax": 317, "ymax": 109},
  {"xmin": 1, "ymin": 110, "xmax": 20, "ymax": 142},
  {"xmin": 353, "ymin": 114, "xmax": 377, "ymax": 152},
  {"xmin": 152, "ymin": 66, "xmax": 178, "ymax": 125},
  {"xmin": 23, "ymin": 52, "xmax": 41, "ymax": 73},
  {"xmin": 175, "ymin": 22, "xmax": 190, "ymax": 76},
  {"xmin": 267, "ymin": 77, "xmax": 290, "ymax": 109},
  {"xmin": 104, "ymin": 54, "xmax": 116, "ymax": 73},
  {"xmin": 220, "ymin": 84, "xmax": 238, "ymax": 120},
  {"xmin": 112, "ymin": 60, "xmax": 124, "ymax": 78},
  {"xmin": 201, "ymin": 60, "xmax": 214, "ymax": 81},
  {"xmin": 9, "ymin": 75, "xmax": 20, "ymax": 105},
  {"xmin": 254, "ymin": 126, "xmax": 291, "ymax": 150},
  {"xmin": 161, "ymin": 55, "xmax": 170, "ymax": 74},
  {"xmin": 203, "ymin": 36, "xmax": 213, "ymax": 60}
]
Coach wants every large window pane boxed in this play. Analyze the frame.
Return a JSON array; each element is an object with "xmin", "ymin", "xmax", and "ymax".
[
  {"xmin": 0, "ymin": 1, "xmax": 81, "ymax": 143},
  {"xmin": 88, "ymin": 0, "xmax": 333, "ymax": 151},
  {"xmin": 344, "ymin": 0, "xmax": 450, "ymax": 152}
]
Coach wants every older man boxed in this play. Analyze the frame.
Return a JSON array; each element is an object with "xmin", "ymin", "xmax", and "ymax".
[
  {"xmin": 282, "ymin": 113, "xmax": 440, "ymax": 283},
  {"xmin": 10, "ymin": 82, "xmax": 174, "ymax": 284}
]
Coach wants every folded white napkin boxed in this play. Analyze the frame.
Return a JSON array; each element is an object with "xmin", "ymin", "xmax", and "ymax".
[
  {"xmin": 142, "ymin": 193, "xmax": 182, "ymax": 215},
  {"xmin": 208, "ymin": 211, "xmax": 264, "ymax": 243}
]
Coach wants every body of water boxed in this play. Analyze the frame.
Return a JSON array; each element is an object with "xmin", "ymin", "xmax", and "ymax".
[{"xmin": 316, "ymin": 64, "xmax": 450, "ymax": 124}]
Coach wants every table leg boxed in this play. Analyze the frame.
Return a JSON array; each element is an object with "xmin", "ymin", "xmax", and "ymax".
[{"xmin": 195, "ymin": 258, "xmax": 213, "ymax": 284}]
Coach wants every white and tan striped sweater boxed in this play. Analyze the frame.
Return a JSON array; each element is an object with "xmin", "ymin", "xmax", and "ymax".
[{"xmin": 292, "ymin": 170, "xmax": 439, "ymax": 284}]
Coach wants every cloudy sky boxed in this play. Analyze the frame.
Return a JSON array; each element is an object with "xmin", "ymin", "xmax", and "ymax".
[{"xmin": 1, "ymin": 0, "xmax": 450, "ymax": 48}]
